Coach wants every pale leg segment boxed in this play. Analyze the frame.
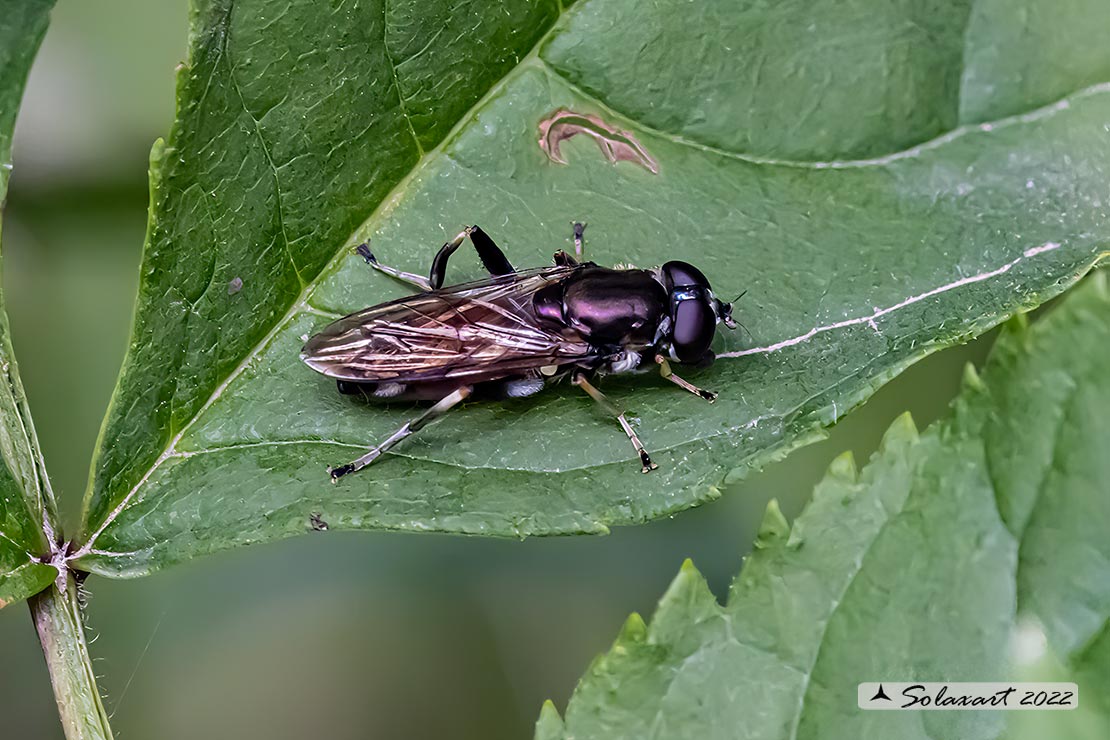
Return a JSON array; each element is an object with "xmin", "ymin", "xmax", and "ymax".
[
  {"xmin": 329, "ymin": 386, "xmax": 473, "ymax": 480},
  {"xmin": 572, "ymin": 373, "xmax": 657, "ymax": 474},
  {"xmin": 655, "ymin": 355, "xmax": 718, "ymax": 402},
  {"xmin": 356, "ymin": 242, "xmax": 433, "ymax": 292}
]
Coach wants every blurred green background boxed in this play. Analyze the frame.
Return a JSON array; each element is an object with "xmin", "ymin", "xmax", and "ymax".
[{"xmin": 0, "ymin": 2, "xmax": 994, "ymax": 738}]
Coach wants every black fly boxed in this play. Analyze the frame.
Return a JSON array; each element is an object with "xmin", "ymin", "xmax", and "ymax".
[{"xmin": 301, "ymin": 224, "xmax": 739, "ymax": 479}]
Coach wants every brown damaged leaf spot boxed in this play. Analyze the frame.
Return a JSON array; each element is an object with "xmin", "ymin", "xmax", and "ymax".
[{"xmin": 538, "ymin": 109, "xmax": 660, "ymax": 174}]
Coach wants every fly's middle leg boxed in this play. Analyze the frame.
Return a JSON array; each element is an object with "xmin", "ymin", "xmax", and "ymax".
[
  {"xmin": 572, "ymin": 372, "xmax": 657, "ymax": 474},
  {"xmin": 329, "ymin": 386, "xmax": 473, "ymax": 480},
  {"xmin": 355, "ymin": 242, "xmax": 433, "ymax": 291},
  {"xmin": 655, "ymin": 355, "xmax": 718, "ymax": 402}
]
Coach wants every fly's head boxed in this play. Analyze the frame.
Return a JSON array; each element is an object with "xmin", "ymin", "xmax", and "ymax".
[{"xmin": 660, "ymin": 261, "xmax": 738, "ymax": 364}]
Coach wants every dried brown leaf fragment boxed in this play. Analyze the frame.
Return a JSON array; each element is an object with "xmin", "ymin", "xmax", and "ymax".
[{"xmin": 538, "ymin": 109, "xmax": 659, "ymax": 174}]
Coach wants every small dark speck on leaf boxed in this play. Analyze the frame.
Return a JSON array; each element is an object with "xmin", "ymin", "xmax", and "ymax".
[
  {"xmin": 309, "ymin": 513, "xmax": 329, "ymax": 531},
  {"xmin": 228, "ymin": 276, "xmax": 243, "ymax": 295}
]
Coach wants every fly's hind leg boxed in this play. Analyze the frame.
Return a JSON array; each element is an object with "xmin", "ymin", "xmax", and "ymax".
[
  {"xmin": 572, "ymin": 372, "xmax": 657, "ymax": 473},
  {"xmin": 356, "ymin": 224, "xmax": 516, "ymax": 292},
  {"xmin": 356, "ymin": 243, "xmax": 432, "ymax": 292},
  {"xmin": 429, "ymin": 225, "xmax": 515, "ymax": 289},
  {"xmin": 329, "ymin": 386, "xmax": 472, "ymax": 480},
  {"xmin": 655, "ymin": 355, "xmax": 718, "ymax": 402}
]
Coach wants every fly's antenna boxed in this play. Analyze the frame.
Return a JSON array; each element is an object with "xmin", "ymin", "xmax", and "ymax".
[
  {"xmin": 719, "ymin": 291, "xmax": 751, "ymax": 339},
  {"xmin": 731, "ymin": 316, "xmax": 752, "ymax": 339}
]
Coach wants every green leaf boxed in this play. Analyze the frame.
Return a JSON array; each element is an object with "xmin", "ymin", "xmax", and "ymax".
[
  {"xmin": 77, "ymin": 0, "xmax": 1110, "ymax": 577},
  {"xmin": 0, "ymin": 0, "xmax": 59, "ymax": 608},
  {"xmin": 539, "ymin": 274, "xmax": 1110, "ymax": 740}
]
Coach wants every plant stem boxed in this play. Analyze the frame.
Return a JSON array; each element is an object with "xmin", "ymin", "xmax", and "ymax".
[{"xmin": 29, "ymin": 571, "xmax": 114, "ymax": 740}]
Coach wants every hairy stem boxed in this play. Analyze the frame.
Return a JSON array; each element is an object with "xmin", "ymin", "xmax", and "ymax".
[{"xmin": 29, "ymin": 572, "xmax": 114, "ymax": 740}]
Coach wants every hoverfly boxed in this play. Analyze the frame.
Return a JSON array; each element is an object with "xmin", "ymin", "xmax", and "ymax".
[{"xmin": 301, "ymin": 223, "xmax": 739, "ymax": 479}]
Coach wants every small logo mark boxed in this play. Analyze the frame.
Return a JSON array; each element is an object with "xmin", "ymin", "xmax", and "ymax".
[{"xmin": 870, "ymin": 684, "xmax": 892, "ymax": 702}]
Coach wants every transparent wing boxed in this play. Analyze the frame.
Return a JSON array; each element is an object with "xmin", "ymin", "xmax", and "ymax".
[{"xmin": 301, "ymin": 267, "xmax": 595, "ymax": 383}]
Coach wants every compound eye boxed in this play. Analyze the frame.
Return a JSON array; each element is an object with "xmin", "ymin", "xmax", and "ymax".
[
  {"xmin": 662, "ymin": 260, "xmax": 710, "ymax": 290},
  {"xmin": 672, "ymin": 298, "xmax": 715, "ymax": 362}
]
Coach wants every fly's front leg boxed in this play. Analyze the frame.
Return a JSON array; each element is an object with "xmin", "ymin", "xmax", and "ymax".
[
  {"xmin": 429, "ymin": 225, "xmax": 515, "ymax": 289},
  {"xmin": 553, "ymin": 222, "xmax": 588, "ymax": 266},
  {"xmin": 329, "ymin": 386, "xmax": 473, "ymax": 480},
  {"xmin": 355, "ymin": 243, "xmax": 433, "ymax": 292},
  {"xmin": 572, "ymin": 372, "xmax": 657, "ymax": 473},
  {"xmin": 655, "ymin": 355, "xmax": 718, "ymax": 402}
]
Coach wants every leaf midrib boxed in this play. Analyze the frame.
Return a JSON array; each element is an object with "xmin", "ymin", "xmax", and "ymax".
[{"xmin": 73, "ymin": 257, "xmax": 1079, "ymax": 562}]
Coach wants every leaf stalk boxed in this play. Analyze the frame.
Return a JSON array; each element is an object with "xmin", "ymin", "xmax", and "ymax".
[{"xmin": 28, "ymin": 569, "xmax": 114, "ymax": 740}]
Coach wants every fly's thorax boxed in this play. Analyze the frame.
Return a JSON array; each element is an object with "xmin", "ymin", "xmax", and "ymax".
[{"xmin": 532, "ymin": 266, "xmax": 668, "ymax": 347}]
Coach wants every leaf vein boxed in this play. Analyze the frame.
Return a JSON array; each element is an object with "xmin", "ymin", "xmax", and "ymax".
[
  {"xmin": 539, "ymin": 57, "xmax": 1110, "ymax": 170},
  {"xmin": 225, "ymin": 42, "xmax": 304, "ymax": 288},
  {"xmin": 382, "ymin": 0, "xmax": 424, "ymax": 157}
]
